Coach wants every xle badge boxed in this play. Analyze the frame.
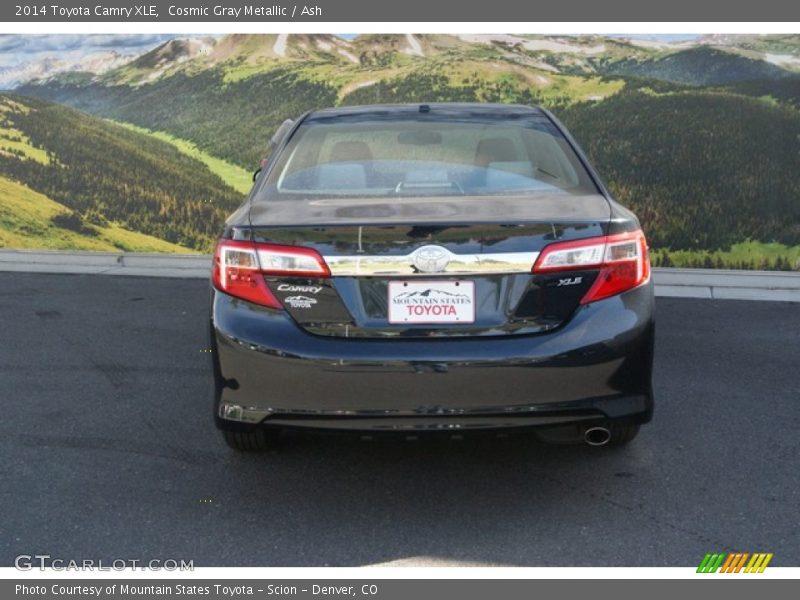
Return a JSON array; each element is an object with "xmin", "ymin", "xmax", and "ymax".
[{"xmin": 557, "ymin": 276, "xmax": 583, "ymax": 286}]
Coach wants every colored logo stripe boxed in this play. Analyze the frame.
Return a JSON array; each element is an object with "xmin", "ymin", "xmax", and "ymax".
[
  {"xmin": 746, "ymin": 553, "xmax": 773, "ymax": 573},
  {"xmin": 698, "ymin": 552, "xmax": 773, "ymax": 573},
  {"xmin": 697, "ymin": 553, "xmax": 726, "ymax": 573},
  {"xmin": 720, "ymin": 553, "xmax": 749, "ymax": 573}
]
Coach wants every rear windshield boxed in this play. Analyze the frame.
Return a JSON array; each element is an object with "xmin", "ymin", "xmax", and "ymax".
[{"xmin": 257, "ymin": 112, "xmax": 599, "ymax": 200}]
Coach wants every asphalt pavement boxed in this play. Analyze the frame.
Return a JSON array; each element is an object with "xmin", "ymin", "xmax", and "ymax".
[{"xmin": 1, "ymin": 273, "xmax": 798, "ymax": 567}]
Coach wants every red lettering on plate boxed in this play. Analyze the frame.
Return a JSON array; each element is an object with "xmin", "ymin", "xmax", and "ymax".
[{"xmin": 406, "ymin": 304, "xmax": 457, "ymax": 316}]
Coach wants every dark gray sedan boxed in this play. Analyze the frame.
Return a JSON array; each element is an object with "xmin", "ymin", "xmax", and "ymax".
[{"xmin": 209, "ymin": 103, "xmax": 654, "ymax": 451}]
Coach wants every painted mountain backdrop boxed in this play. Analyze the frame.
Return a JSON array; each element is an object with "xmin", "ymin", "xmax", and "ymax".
[{"xmin": 2, "ymin": 34, "xmax": 800, "ymax": 268}]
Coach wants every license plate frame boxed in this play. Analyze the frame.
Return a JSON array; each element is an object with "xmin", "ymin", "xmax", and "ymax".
[{"xmin": 387, "ymin": 280, "xmax": 475, "ymax": 325}]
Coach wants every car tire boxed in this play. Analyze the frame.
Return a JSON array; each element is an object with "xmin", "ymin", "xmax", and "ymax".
[
  {"xmin": 222, "ymin": 428, "xmax": 277, "ymax": 452},
  {"xmin": 606, "ymin": 423, "xmax": 640, "ymax": 447}
]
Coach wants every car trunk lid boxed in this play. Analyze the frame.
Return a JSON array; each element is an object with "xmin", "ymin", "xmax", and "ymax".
[{"xmin": 247, "ymin": 193, "xmax": 611, "ymax": 338}]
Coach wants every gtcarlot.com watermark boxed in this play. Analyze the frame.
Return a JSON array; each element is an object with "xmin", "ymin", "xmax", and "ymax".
[{"xmin": 15, "ymin": 554, "xmax": 193, "ymax": 571}]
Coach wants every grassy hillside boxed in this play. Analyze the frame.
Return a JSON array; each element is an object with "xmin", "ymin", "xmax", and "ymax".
[
  {"xmin": 0, "ymin": 94, "xmax": 244, "ymax": 252},
  {"xmin": 112, "ymin": 120, "xmax": 253, "ymax": 194},
  {"xmin": 0, "ymin": 176, "xmax": 190, "ymax": 252}
]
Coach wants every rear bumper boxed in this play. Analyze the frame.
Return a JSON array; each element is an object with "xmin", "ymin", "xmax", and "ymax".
[{"xmin": 210, "ymin": 282, "xmax": 655, "ymax": 432}]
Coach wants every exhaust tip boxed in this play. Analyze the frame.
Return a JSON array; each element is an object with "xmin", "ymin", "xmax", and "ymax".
[{"xmin": 584, "ymin": 426, "xmax": 611, "ymax": 446}]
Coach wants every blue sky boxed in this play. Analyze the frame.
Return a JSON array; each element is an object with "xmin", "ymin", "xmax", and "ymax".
[{"xmin": 0, "ymin": 34, "xmax": 175, "ymax": 69}]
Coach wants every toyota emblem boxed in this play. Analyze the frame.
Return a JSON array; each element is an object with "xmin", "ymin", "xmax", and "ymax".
[{"xmin": 412, "ymin": 245, "xmax": 450, "ymax": 273}]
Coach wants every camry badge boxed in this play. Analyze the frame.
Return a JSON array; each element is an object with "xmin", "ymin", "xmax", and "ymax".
[{"xmin": 412, "ymin": 245, "xmax": 451, "ymax": 273}]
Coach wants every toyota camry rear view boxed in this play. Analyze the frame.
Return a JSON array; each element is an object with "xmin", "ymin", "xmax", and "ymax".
[{"xmin": 209, "ymin": 103, "xmax": 655, "ymax": 451}]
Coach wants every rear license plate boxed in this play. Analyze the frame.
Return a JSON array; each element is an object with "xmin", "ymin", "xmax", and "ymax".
[{"xmin": 388, "ymin": 280, "xmax": 475, "ymax": 324}]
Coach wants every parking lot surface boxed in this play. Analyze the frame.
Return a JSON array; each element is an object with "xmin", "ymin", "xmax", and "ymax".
[{"xmin": 1, "ymin": 273, "xmax": 798, "ymax": 566}]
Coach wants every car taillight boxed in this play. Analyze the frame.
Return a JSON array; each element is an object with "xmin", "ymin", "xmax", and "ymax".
[
  {"xmin": 212, "ymin": 239, "xmax": 330, "ymax": 308},
  {"xmin": 533, "ymin": 230, "xmax": 650, "ymax": 304}
]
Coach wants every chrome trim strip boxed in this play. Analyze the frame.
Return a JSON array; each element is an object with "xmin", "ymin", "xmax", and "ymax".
[{"xmin": 323, "ymin": 249, "xmax": 539, "ymax": 276}]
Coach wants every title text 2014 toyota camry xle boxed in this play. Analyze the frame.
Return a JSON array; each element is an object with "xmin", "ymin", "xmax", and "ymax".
[{"xmin": 209, "ymin": 103, "xmax": 654, "ymax": 451}]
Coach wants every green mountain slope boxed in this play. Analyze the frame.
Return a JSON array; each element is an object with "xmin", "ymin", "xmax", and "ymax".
[
  {"xmin": 21, "ymin": 35, "xmax": 797, "ymax": 171},
  {"xmin": 599, "ymin": 46, "xmax": 795, "ymax": 86},
  {"xmin": 721, "ymin": 77, "xmax": 800, "ymax": 109},
  {"xmin": 23, "ymin": 67, "xmax": 339, "ymax": 169},
  {"xmin": 11, "ymin": 35, "xmax": 800, "ymax": 267},
  {"xmin": 558, "ymin": 86, "xmax": 800, "ymax": 250},
  {"xmin": 20, "ymin": 64, "xmax": 623, "ymax": 169},
  {"xmin": 0, "ymin": 94, "xmax": 244, "ymax": 252},
  {"xmin": 111, "ymin": 120, "xmax": 253, "ymax": 194},
  {"xmin": 0, "ymin": 175, "xmax": 190, "ymax": 252}
]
